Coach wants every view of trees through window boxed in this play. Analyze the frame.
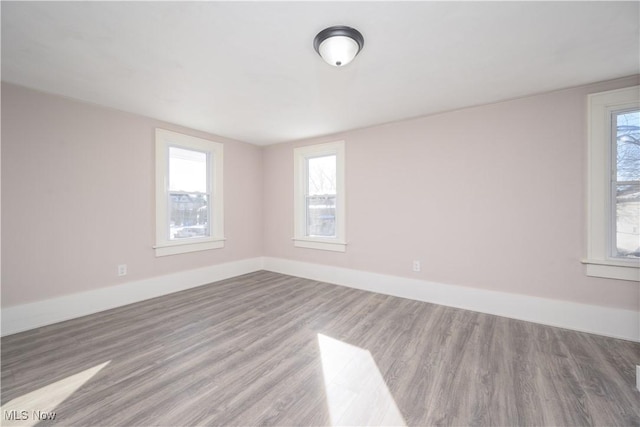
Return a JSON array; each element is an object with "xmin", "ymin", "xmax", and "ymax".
[
  {"xmin": 306, "ymin": 155, "xmax": 336, "ymax": 237},
  {"xmin": 615, "ymin": 110, "xmax": 640, "ymax": 258}
]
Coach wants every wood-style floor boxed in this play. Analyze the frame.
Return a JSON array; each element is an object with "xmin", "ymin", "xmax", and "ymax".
[{"xmin": 1, "ymin": 271, "xmax": 639, "ymax": 426}]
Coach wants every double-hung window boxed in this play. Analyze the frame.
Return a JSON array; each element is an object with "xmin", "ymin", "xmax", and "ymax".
[
  {"xmin": 293, "ymin": 141, "xmax": 346, "ymax": 252},
  {"xmin": 155, "ymin": 129, "xmax": 224, "ymax": 256},
  {"xmin": 585, "ymin": 86, "xmax": 639, "ymax": 281}
]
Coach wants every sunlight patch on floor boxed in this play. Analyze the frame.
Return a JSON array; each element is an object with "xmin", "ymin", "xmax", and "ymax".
[
  {"xmin": 317, "ymin": 334, "xmax": 406, "ymax": 426},
  {"xmin": 1, "ymin": 361, "xmax": 110, "ymax": 426}
]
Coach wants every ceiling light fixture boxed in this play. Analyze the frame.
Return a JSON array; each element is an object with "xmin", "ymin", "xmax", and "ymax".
[{"xmin": 313, "ymin": 26, "xmax": 364, "ymax": 67}]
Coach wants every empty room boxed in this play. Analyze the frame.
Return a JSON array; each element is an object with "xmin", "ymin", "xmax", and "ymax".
[{"xmin": 1, "ymin": 1, "xmax": 639, "ymax": 426}]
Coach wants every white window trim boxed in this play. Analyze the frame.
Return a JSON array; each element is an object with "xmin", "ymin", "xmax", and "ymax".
[
  {"xmin": 293, "ymin": 141, "xmax": 346, "ymax": 252},
  {"xmin": 154, "ymin": 128, "xmax": 224, "ymax": 257},
  {"xmin": 584, "ymin": 86, "xmax": 640, "ymax": 281}
]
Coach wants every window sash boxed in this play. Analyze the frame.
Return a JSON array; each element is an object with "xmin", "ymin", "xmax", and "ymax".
[
  {"xmin": 609, "ymin": 109, "xmax": 640, "ymax": 259},
  {"xmin": 168, "ymin": 191, "xmax": 211, "ymax": 241},
  {"xmin": 305, "ymin": 194, "xmax": 337, "ymax": 238}
]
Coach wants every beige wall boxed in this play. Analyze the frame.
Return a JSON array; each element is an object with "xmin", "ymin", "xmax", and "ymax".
[
  {"xmin": 1, "ymin": 83, "xmax": 263, "ymax": 306},
  {"xmin": 263, "ymin": 76, "xmax": 640, "ymax": 311},
  {"xmin": 3, "ymin": 77, "xmax": 639, "ymax": 312}
]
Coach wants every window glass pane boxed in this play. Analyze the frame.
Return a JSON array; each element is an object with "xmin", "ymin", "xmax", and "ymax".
[
  {"xmin": 306, "ymin": 195, "xmax": 336, "ymax": 237},
  {"xmin": 308, "ymin": 155, "xmax": 336, "ymax": 195},
  {"xmin": 616, "ymin": 111, "xmax": 640, "ymax": 181},
  {"xmin": 169, "ymin": 147, "xmax": 208, "ymax": 193},
  {"xmin": 615, "ymin": 184, "xmax": 640, "ymax": 258},
  {"xmin": 169, "ymin": 193, "xmax": 209, "ymax": 240}
]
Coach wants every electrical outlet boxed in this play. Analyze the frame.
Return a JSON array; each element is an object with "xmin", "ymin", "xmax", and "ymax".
[
  {"xmin": 117, "ymin": 264, "xmax": 127, "ymax": 276},
  {"xmin": 412, "ymin": 260, "xmax": 421, "ymax": 272}
]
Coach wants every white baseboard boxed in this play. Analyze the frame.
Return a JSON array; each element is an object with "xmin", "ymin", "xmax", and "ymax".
[
  {"xmin": 263, "ymin": 257, "xmax": 640, "ymax": 342},
  {"xmin": 4, "ymin": 256, "xmax": 637, "ymax": 342},
  {"xmin": 1, "ymin": 257, "xmax": 264, "ymax": 337}
]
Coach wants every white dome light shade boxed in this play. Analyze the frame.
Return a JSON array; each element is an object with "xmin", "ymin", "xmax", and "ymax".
[
  {"xmin": 313, "ymin": 26, "xmax": 364, "ymax": 67},
  {"xmin": 318, "ymin": 36, "xmax": 360, "ymax": 67}
]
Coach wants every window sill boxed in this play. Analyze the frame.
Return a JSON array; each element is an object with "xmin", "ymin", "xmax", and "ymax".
[
  {"xmin": 293, "ymin": 238, "xmax": 347, "ymax": 253},
  {"xmin": 582, "ymin": 258, "xmax": 640, "ymax": 281},
  {"xmin": 154, "ymin": 238, "xmax": 225, "ymax": 257}
]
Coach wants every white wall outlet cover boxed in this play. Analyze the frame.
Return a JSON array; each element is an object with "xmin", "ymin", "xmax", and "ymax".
[{"xmin": 117, "ymin": 264, "xmax": 127, "ymax": 276}]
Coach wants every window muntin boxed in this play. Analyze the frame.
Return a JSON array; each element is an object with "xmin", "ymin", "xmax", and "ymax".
[
  {"xmin": 612, "ymin": 110, "xmax": 640, "ymax": 259},
  {"xmin": 155, "ymin": 129, "xmax": 224, "ymax": 256},
  {"xmin": 294, "ymin": 142, "xmax": 346, "ymax": 252}
]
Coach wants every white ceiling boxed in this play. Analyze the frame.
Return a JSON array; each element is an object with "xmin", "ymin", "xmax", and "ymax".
[{"xmin": 2, "ymin": 2, "xmax": 639, "ymax": 146}]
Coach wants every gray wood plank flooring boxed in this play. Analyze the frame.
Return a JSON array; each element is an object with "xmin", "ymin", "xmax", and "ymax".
[{"xmin": 1, "ymin": 271, "xmax": 639, "ymax": 426}]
